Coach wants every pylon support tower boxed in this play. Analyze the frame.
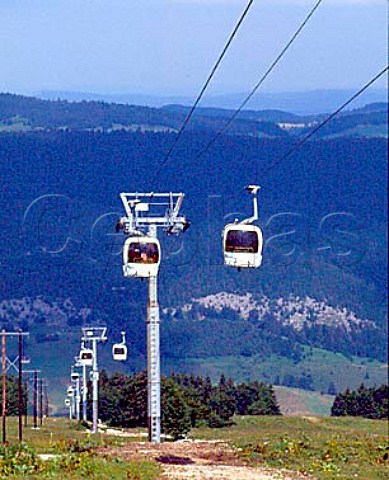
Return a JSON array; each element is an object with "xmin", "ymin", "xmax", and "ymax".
[
  {"xmin": 81, "ymin": 327, "xmax": 107, "ymax": 434},
  {"xmin": 147, "ymin": 223, "xmax": 160, "ymax": 441},
  {"xmin": 118, "ymin": 192, "xmax": 189, "ymax": 443}
]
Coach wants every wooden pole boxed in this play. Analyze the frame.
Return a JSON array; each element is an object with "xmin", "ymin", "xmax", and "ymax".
[
  {"xmin": 39, "ymin": 378, "xmax": 43, "ymax": 426},
  {"xmin": 18, "ymin": 330, "xmax": 23, "ymax": 442},
  {"xmin": 44, "ymin": 383, "xmax": 49, "ymax": 417},
  {"xmin": 24, "ymin": 380, "xmax": 28, "ymax": 427},
  {"xmin": 33, "ymin": 371, "xmax": 38, "ymax": 429},
  {"xmin": 2, "ymin": 330, "xmax": 6, "ymax": 444}
]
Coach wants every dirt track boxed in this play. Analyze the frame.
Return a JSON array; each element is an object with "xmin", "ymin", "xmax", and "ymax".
[{"xmin": 99, "ymin": 440, "xmax": 314, "ymax": 479}]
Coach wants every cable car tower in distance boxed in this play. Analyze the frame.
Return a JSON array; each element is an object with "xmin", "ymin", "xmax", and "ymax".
[{"xmin": 116, "ymin": 192, "xmax": 190, "ymax": 443}]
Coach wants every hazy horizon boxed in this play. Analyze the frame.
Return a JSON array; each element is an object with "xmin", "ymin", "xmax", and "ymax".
[{"xmin": 0, "ymin": 0, "xmax": 387, "ymax": 104}]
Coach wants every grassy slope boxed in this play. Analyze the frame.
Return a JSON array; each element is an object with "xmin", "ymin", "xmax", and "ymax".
[
  {"xmin": 3, "ymin": 415, "xmax": 388, "ymax": 480},
  {"xmin": 3, "ymin": 417, "xmax": 158, "ymax": 480},
  {"xmin": 273, "ymin": 386, "xmax": 334, "ymax": 416},
  {"xmin": 193, "ymin": 416, "xmax": 389, "ymax": 480},
  {"xmin": 325, "ymin": 123, "xmax": 388, "ymax": 138},
  {"xmin": 163, "ymin": 348, "xmax": 387, "ymax": 393},
  {"xmin": 15, "ymin": 328, "xmax": 387, "ymax": 416}
]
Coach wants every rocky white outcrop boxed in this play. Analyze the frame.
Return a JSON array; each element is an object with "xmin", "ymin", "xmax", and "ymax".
[{"xmin": 164, "ymin": 292, "xmax": 377, "ymax": 334}]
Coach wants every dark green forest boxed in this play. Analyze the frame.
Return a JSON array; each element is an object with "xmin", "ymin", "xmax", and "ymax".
[
  {"xmin": 96, "ymin": 371, "xmax": 280, "ymax": 438},
  {"xmin": 0, "ymin": 376, "xmax": 27, "ymax": 416},
  {"xmin": 331, "ymin": 384, "xmax": 388, "ymax": 419},
  {"xmin": 0, "ymin": 95, "xmax": 387, "ymax": 398}
]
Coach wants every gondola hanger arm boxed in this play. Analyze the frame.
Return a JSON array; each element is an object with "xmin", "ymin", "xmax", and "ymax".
[{"xmin": 240, "ymin": 185, "xmax": 260, "ymax": 225}]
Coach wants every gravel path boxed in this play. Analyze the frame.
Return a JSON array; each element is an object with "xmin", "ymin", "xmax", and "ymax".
[{"xmin": 98, "ymin": 440, "xmax": 315, "ymax": 480}]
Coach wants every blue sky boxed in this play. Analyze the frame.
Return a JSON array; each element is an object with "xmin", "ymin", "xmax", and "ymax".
[{"xmin": 0, "ymin": 0, "xmax": 387, "ymax": 96}]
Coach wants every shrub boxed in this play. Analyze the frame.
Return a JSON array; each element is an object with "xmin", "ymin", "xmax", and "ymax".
[{"xmin": 0, "ymin": 443, "xmax": 40, "ymax": 477}]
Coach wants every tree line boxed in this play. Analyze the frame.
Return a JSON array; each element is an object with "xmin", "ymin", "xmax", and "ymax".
[
  {"xmin": 95, "ymin": 371, "xmax": 281, "ymax": 439},
  {"xmin": 331, "ymin": 384, "xmax": 388, "ymax": 419},
  {"xmin": 0, "ymin": 376, "xmax": 28, "ymax": 415}
]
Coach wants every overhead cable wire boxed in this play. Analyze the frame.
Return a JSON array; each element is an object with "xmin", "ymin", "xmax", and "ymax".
[
  {"xmin": 151, "ymin": 0, "xmax": 255, "ymax": 183},
  {"xmin": 193, "ymin": 0, "xmax": 325, "ymax": 162},
  {"xmin": 262, "ymin": 65, "xmax": 389, "ymax": 178}
]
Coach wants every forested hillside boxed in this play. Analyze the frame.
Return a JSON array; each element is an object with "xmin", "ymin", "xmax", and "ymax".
[
  {"xmin": 0, "ymin": 93, "xmax": 387, "ymax": 138},
  {"xmin": 0, "ymin": 93, "xmax": 286, "ymax": 137},
  {"xmin": 0, "ymin": 95, "xmax": 387, "ymax": 398}
]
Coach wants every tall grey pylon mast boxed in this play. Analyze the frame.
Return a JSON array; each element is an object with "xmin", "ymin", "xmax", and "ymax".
[
  {"xmin": 81, "ymin": 327, "xmax": 107, "ymax": 434},
  {"xmin": 117, "ymin": 192, "xmax": 189, "ymax": 443}
]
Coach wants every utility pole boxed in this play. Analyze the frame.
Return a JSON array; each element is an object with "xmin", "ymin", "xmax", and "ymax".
[
  {"xmin": 1, "ymin": 330, "xmax": 29, "ymax": 443},
  {"xmin": 18, "ymin": 330, "xmax": 23, "ymax": 441},
  {"xmin": 2, "ymin": 330, "xmax": 6, "ymax": 444},
  {"xmin": 33, "ymin": 370, "xmax": 38, "ymax": 429},
  {"xmin": 23, "ymin": 369, "xmax": 41, "ymax": 429},
  {"xmin": 81, "ymin": 327, "xmax": 107, "ymax": 434},
  {"xmin": 92, "ymin": 339, "xmax": 98, "ymax": 431},
  {"xmin": 24, "ymin": 379, "xmax": 28, "ymax": 427},
  {"xmin": 118, "ymin": 192, "xmax": 189, "ymax": 442},
  {"xmin": 39, "ymin": 377, "xmax": 43, "ymax": 426},
  {"xmin": 44, "ymin": 381, "xmax": 49, "ymax": 417}
]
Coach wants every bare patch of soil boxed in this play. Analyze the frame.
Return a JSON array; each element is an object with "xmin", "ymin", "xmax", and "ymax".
[
  {"xmin": 301, "ymin": 416, "xmax": 321, "ymax": 423},
  {"xmin": 160, "ymin": 464, "xmax": 313, "ymax": 479},
  {"xmin": 98, "ymin": 440, "xmax": 315, "ymax": 479}
]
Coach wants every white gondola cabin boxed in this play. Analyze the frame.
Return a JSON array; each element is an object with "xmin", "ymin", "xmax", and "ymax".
[
  {"xmin": 112, "ymin": 344, "xmax": 127, "ymax": 361},
  {"xmin": 112, "ymin": 331, "xmax": 127, "ymax": 361},
  {"xmin": 223, "ymin": 185, "xmax": 264, "ymax": 269},
  {"xmin": 223, "ymin": 223, "xmax": 263, "ymax": 269},
  {"xmin": 79, "ymin": 348, "xmax": 93, "ymax": 367},
  {"xmin": 122, "ymin": 236, "xmax": 161, "ymax": 278}
]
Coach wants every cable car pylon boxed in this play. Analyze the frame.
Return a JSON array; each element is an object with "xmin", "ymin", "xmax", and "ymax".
[
  {"xmin": 222, "ymin": 185, "xmax": 264, "ymax": 269},
  {"xmin": 116, "ymin": 192, "xmax": 189, "ymax": 443}
]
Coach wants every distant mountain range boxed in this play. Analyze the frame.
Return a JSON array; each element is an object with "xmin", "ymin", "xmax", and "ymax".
[
  {"xmin": 0, "ymin": 93, "xmax": 387, "ymax": 139},
  {"xmin": 37, "ymin": 88, "xmax": 388, "ymax": 115}
]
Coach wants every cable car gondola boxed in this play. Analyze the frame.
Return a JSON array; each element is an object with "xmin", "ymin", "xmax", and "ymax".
[
  {"xmin": 222, "ymin": 185, "xmax": 264, "ymax": 269},
  {"xmin": 79, "ymin": 347, "xmax": 93, "ymax": 367},
  {"xmin": 21, "ymin": 356, "xmax": 31, "ymax": 365},
  {"xmin": 122, "ymin": 236, "xmax": 161, "ymax": 278},
  {"xmin": 223, "ymin": 223, "xmax": 263, "ymax": 268},
  {"xmin": 112, "ymin": 331, "xmax": 127, "ymax": 361}
]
